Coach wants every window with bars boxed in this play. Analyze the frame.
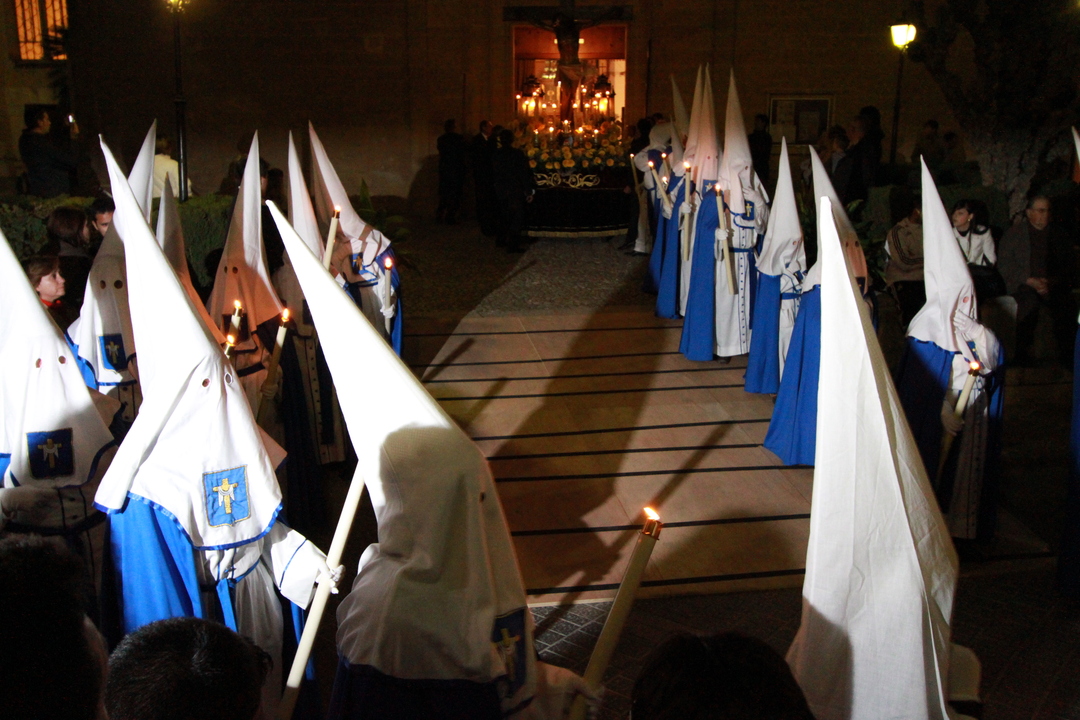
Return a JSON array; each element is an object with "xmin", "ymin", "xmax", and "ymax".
[{"xmin": 14, "ymin": 0, "xmax": 68, "ymax": 61}]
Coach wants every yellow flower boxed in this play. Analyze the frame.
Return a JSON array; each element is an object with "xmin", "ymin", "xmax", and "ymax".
[
  {"xmin": 529, "ymin": 159, "xmax": 537, "ymax": 168},
  {"xmin": 562, "ymin": 158, "xmax": 575, "ymax": 168},
  {"xmin": 585, "ymin": 149, "xmax": 596, "ymax": 158},
  {"xmin": 527, "ymin": 148, "xmax": 538, "ymax": 158},
  {"xmin": 540, "ymin": 152, "xmax": 549, "ymax": 161},
  {"xmin": 545, "ymin": 162, "xmax": 554, "ymax": 169},
  {"xmin": 572, "ymin": 148, "xmax": 583, "ymax": 157},
  {"xmin": 606, "ymin": 158, "xmax": 615, "ymax": 166},
  {"xmin": 601, "ymin": 138, "xmax": 610, "ymax": 147}
]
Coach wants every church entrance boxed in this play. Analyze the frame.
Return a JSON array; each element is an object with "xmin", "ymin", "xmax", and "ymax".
[{"xmin": 512, "ymin": 25, "xmax": 626, "ymax": 126}]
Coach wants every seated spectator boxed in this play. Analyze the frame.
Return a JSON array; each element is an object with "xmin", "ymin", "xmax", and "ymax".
[
  {"xmin": 885, "ymin": 194, "xmax": 925, "ymax": 327},
  {"xmin": 153, "ymin": 136, "xmax": 193, "ymax": 199},
  {"xmin": 86, "ymin": 196, "xmax": 115, "ymax": 249},
  {"xmin": 999, "ymin": 195, "xmax": 1077, "ymax": 366},
  {"xmin": 0, "ymin": 535, "xmax": 108, "ymax": 720},
  {"xmin": 631, "ymin": 632, "xmax": 815, "ymax": 719},
  {"xmin": 19, "ymin": 107, "xmax": 78, "ymax": 198},
  {"xmin": 106, "ymin": 617, "xmax": 271, "ymax": 720},
  {"xmin": 951, "ymin": 199, "xmax": 995, "ymax": 266}
]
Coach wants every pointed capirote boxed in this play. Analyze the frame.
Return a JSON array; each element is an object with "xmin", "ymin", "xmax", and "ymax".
[
  {"xmin": 94, "ymin": 137, "xmax": 282, "ymax": 548},
  {"xmin": 129, "ymin": 120, "xmax": 157, "ymax": 221},
  {"xmin": 682, "ymin": 65, "xmax": 706, "ymax": 171},
  {"xmin": 758, "ymin": 138, "xmax": 805, "ymax": 277},
  {"xmin": 718, "ymin": 69, "xmax": 757, "ymax": 212},
  {"xmin": 287, "ymin": 131, "xmax": 324, "ymax": 259},
  {"xmin": 693, "ymin": 64, "xmax": 721, "ymax": 183},
  {"xmin": 803, "ymin": 146, "xmax": 868, "ymax": 287},
  {"xmin": 206, "ymin": 131, "xmax": 284, "ymax": 340},
  {"xmin": 671, "ymin": 74, "xmax": 689, "ymax": 140},
  {"xmin": 786, "ymin": 196, "xmax": 958, "ymax": 720},
  {"xmin": 155, "ymin": 176, "xmax": 226, "ymax": 343},
  {"xmin": 0, "ymin": 227, "xmax": 115, "ymax": 487},
  {"xmin": 308, "ymin": 122, "xmax": 391, "ymax": 267},
  {"xmin": 266, "ymin": 200, "xmax": 537, "ymax": 705}
]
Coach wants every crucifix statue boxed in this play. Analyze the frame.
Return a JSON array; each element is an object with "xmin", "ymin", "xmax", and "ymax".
[{"xmin": 505, "ymin": 0, "xmax": 631, "ymax": 121}]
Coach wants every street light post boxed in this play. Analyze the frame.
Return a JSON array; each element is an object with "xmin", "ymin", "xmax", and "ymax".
[
  {"xmin": 889, "ymin": 23, "xmax": 916, "ymax": 167},
  {"xmin": 168, "ymin": 0, "xmax": 189, "ymax": 201}
]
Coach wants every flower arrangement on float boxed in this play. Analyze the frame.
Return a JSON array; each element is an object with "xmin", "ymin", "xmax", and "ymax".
[{"xmin": 513, "ymin": 119, "xmax": 629, "ymax": 176}]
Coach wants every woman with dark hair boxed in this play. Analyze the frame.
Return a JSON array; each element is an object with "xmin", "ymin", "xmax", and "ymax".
[
  {"xmin": 951, "ymin": 198, "xmax": 996, "ymax": 266},
  {"xmin": 22, "ymin": 255, "xmax": 96, "ymax": 387}
]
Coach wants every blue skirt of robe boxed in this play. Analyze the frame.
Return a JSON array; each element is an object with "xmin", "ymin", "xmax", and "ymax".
[
  {"xmin": 744, "ymin": 272, "xmax": 782, "ymax": 394},
  {"xmin": 894, "ymin": 336, "xmax": 1005, "ymax": 540},
  {"xmin": 763, "ymin": 286, "xmax": 820, "ymax": 465},
  {"xmin": 678, "ymin": 183, "xmax": 719, "ymax": 362},
  {"xmin": 655, "ymin": 181, "xmax": 685, "ymax": 320}
]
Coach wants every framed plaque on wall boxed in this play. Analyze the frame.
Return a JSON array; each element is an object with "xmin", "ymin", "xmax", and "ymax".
[{"xmin": 769, "ymin": 96, "xmax": 833, "ymax": 145}]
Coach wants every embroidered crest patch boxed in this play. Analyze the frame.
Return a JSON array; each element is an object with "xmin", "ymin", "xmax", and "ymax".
[
  {"xmin": 203, "ymin": 466, "xmax": 250, "ymax": 527},
  {"xmin": 491, "ymin": 608, "xmax": 528, "ymax": 696},
  {"xmin": 99, "ymin": 334, "xmax": 127, "ymax": 371},
  {"xmin": 26, "ymin": 428, "xmax": 74, "ymax": 479},
  {"xmin": 744, "ymin": 199, "xmax": 755, "ymax": 220}
]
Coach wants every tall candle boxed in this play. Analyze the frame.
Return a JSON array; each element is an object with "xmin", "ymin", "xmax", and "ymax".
[
  {"xmin": 937, "ymin": 360, "xmax": 981, "ymax": 479},
  {"xmin": 716, "ymin": 186, "xmax": 737, "ymax": 295},
  {"xmin": 229, "ymin": 300, "xmax": 242, "ymax": 337},
  {"xmin": 381, "ymin": 256, "xmax": 394, "ymax": 334},
  {"xmin": 256, "ymin": 308, "xmax": 290, "ymax": 420},
  {"xmin": 224, "ymin": 333, "xmax": 236, "ymax": 360},
  {"xmin": 323, "ymin": 207, "xmax": 341, "ymax": 271},
  {"xmin": 567, "ymin": 508, "xmax": 663, "ymax": 720}
]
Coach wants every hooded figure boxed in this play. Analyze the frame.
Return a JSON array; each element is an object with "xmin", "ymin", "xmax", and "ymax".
[
  {"xmin": 679, "ymin": 64, "xmax": 725, "ymax": 362},
  {"xmin": 68, "ymin": 122, "xmax": 158, "ymax": 420},
  {"xmin": 654, "ymin": 130, "xmax": 688, "ymax": 320},
  {"xmin": 206, "ymin": 132, "xmax": 285, "ymax": 409},
  {"xmin": 895, "ymin": 160, "xmax": 1004, "ymax": 542},
  {"xmin": 677, "ymin": 65, "xmax": 706, "ymax": 316},
  {"xmin": 714, "ymin": 71, "xmax": 769, "ymax": 359},
  {"xmin": 266, "ymin": 203, "xmax": 595, "ymax": 720},
  {"xmin": 267, "ymin": 131, "xmax": 348, "ymax": 532},
  {"xmin": 745, "ymin": 138, "xmax": 805, "ymax": 393},
  {"xmin": 764, "ymin": 147, "xmax": 868, "ymax": 466},
  {"xmin": 309, "ymin": 122, "xmax": 403, "ymax": 354},
  {"xmin": 787, "ymin": 195, "xmax": 961, "ymax": 720},
  {"xmin": 0, "ymin": 227, "xmax": 118, "ymax": 582},
  {"xmin": 94, "ymin": 139, "xmax": 328, "ymax": 712},
  {"xmin": 636, "ymin": 120, "xmax": 675, "ymax": 292}
]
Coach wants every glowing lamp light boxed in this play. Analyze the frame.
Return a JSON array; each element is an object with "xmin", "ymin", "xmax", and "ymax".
[{"xmin": 891, "ymin": 23, "xmax": 916, "ymax": 49}]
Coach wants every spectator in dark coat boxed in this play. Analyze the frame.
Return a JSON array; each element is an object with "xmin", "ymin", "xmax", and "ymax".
[
  {"xmin": 19, "ymin": 108, "xmax": 78, "ymax": 198},
  {"xmin": 436, "ymin": 119, "xmax": 468, "ymax": 224},
  {"xmin": 470, "ymin": 120, "xmax": 498, "ymax": 236},
  {"xmin": 748, "ymin": 114, "xmax": 773, "ymax": 187},
  {"xmin": 491, "ymin": 129, "xmax": 535, "ymax": 254}
]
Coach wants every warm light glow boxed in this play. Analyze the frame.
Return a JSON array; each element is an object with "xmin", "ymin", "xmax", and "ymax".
[
  {"xmin": 226, "ymin": 334, "xmax": 235, "ymax": 344},
  {"xmin": 969, "ymin": 361, "xmax": 981, "ymax": 372},
  {"xmin": 891, "ymin": 23, "xmax": 916, "ymax": 49},
  {"xmin": 661, "ymin": 153, "xmax": 667, "ymax": 159},
  {"xmin": 282, "ymin": 308, "xmax": 290, "ymax": 322},
  {"xmin": 648, "ymin": 161, "xmax": 654, "ymax": 168},
  {"xmin": 383, "ymin": 256, "xmax": 393, "ymax": 270},
  {"xmin": 333, "ymin": 205, "xmax": 341, "ymax": 215},
  {"xmin": 166, "ymin": 0, "xmax": 187, "ymax": 12},
  {"xmin": 683, "ymin": 161, "xmax": 691, "ymax": 170},
  {"xmin": 644, "ymin": 507, "xmax": 660, "ymax": 521},
  {"xmin": 552, "ymin": 38, "xmax": 585, "ymax": 44},
  {"xmin": 662, "ymin": 176, "xmax": 669, "ymax": 184},
  {"xmin": 233, "ymin": 300, "xmax": 242, "ymax": 311}
]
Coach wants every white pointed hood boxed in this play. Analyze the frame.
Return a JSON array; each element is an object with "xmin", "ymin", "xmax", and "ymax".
[
  {"xmin": 692, "ymin": 64, "xmax": 721, "ymax": 183},
  {"xmin": 129, "ymin": 120, "xmax": 157, "ymax": 222},
  {"xmin": 786, "ymin": 196, "xmax": 958, "ymax": 720},
  {"xmin": 803, "ymin": 146, "xmax": 868, "ymax": 288},
  {"xmin": 671, "ymin": 75, "xmax": 689, "ymax": 141},
  {"xmin": 907, "ymin": 159, "xmax": 989, "ymax": 365},
  {"xmin": 267, "ymin": 202, "xmax": 537, "ymax": 705},
  {"xmin": 67, "ymin": 126, "xmax": 159, "ymax": 388},
  {"xmin": 273, "ymin": 131, "xmax": 326, "ymax": 321},
  {"xmin": 0, "ymin": 230, "xmax": 115, "ymax": 488},
  {"xmin": 758, "ymin": 139, "xmax": 805, "ymax": 277},
  {"xmin": 681, "ymin": 65, "xmax": 705, "ymax": 171},
  {"xmin": 95, "ymin": 139, "xmax": 282, "ymax": 550},
  {"xmin": 308, "ymin": 122, "xmax": 391, "ymax": 268},
  {"xmin": 156, "ymin": 177, "xmax": 226, "ymax": 344},
  {"xmin": 718, "ymin": 70, "xmax": 767, "ymax": 222},
  {"xmin": 207, "ymin": 132, "xmax": 284, "ymax": 343}
]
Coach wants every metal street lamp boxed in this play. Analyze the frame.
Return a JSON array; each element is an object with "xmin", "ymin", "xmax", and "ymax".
[
  {"xmin": 167, "ymin": 0, "xmax": 189, "ymax": 201},
  {"xmin": 889, "ymin": 23, "xmax": 917, "ymax": 167}
]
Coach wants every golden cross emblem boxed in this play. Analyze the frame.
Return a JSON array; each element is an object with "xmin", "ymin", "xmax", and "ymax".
[
  {"xmin": 37, "ymin": 438, "xmax": 62, "ymax": 468},
  {"xmin": 499, "ymin": 627, "xmax": 521, "ymax": 682},
  {"xmin": 105, "ymin": 340, "xmax": 121, "ymax": 365},
  {"xmin": 212, "ymin": 478, "xmax": 239, "ymax": 515}
]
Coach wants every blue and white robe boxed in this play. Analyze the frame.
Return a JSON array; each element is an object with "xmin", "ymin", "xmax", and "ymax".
[
  {"xmin": 745, "ymin": 266, "xmax": 803, "ymax": 394},
  {"xmin": 679, "ymin": 180, "xmax": 720, "ymax": 361},
  {"xmin": 714, "ymin": 200, "xmax": 759, "ymax": 359},
  {"xmin": 895, "ymin": 338, "xmax": 1005, "ymax": 541},
  {"xmin": 343, "ymin": 247, "xmax": 403, "ymax": 356},
  {"xmin": 643, "ymin": 147, "xmax": 669, "ymax": 294},
  {"xmin": 655, "ymin": 176, "xmax": 686, "ymax": 320},
  {"xmin": 763, "ymin": 285, "xmax": 820, "ymax": 466}
]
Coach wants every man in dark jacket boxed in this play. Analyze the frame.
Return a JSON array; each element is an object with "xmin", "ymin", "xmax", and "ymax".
[
  {"xmin": 19, "ymin": 108, "xmax": 78, "ymax": 197},
  {"xmin": 491, "ymin": 129, "xmax": 535, "ymax": 254},
  {"xmin": 436, "ymin": 119, "xmax": 468, "ymax": 224},
  {"xmin": 470, "ymin": 120, "xmax": 498, "ymax": 237},
  {"xmin": 998, "ymin": 196, "xmax": 1076, "ymax": 365}
]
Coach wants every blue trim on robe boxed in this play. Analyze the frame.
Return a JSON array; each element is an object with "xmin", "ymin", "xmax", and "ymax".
[
  {"xmin": 327, "ymin": 659, "xmax": 502, "ymax": 720},
  {"xmin": 745, "ymin": 272, "xmax": 782, "ymax": 394},
  {"xmin": 763, "ymin": 287, "xmax": 820, "ymax": 466},
  {"xmin": 679, "ymin": 185, "xmax": 719, "ymax": 361},
  {"xmin": 66, "ymin": 333, "xmax": 99, "ymax": 390},
  {"xmin": 344, "ymin": 247, "xmax": 404, "ymax": 357},
  {"xmin": 1059, "ymin": 326, "xmax": 1080, "ymax": 596},
  {"xmin": 894, "ymin": 337, "xmax": 1005, "ymax": 540},
  {"xmin": 655, "ymin": 180, "xmax": 685, "ymax": 319}
]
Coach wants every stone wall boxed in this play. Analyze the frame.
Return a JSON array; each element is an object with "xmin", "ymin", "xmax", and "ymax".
[{"xmin": 46, "ymin": 0, "xmax": 955, "ymax": 208}]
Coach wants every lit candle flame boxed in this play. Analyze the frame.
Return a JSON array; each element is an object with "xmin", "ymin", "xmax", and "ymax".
[
  {"xmin": 282, "ymin": 308, "xmax": 290, "ymax": 323},
  {"xmin": 226, "ymin": 334, "xmax": 235, "ymax": 345},
  {"xmin": 333, "ymin": 205, "xmax": 341, "ymax": 216},
  {"xmin": 661, "ymin": 153, "xmax": 667, "ymax": 159},
  {"xmin": 683, "ymin": 161, "xmax": 691, "ymax": 170},
  {"xmin": 969, "ymin": 361, "xmax": 981, "ymax": 372},
  {"xmin": 234, "ymin": 300, "xmax": 242, "ymax": 310},
  {"xmin": 644, "ymin": 507, "xmax": 660, "ymax": 521},
  {"xmin": 383, "ymin": 256, "xmax": 393, "ymax": 270},
  {"xmin": 648, "ymin": 161, "xmax": 654, "ymax": 168}
]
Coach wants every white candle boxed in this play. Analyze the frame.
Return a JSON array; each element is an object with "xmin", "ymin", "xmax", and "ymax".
[
  {"xmin": 223, "ymin": 333, "xmax": 236, "ymax": 359},
  {"xmin": 323, "ymin": 207, "xmax": 341, "ymax": 271},
  {"xmin": 568, "ymin": 508, "xmax": 663, "ymax": 720},
  {"xmin": 256, "ymin": 309, "xmax": 290, "ymax": 420},
  {"xmin": 937, "ymin": 360, "xmax": 981, "ymax": 478},
  {"xmin": 381, "ymin": 256, "xmax": 394, "ymax": 334},
  {"xmin": 716, "ymin": 186, "xmax": 737, "ymax": 295},
  {"xmin": 661, "ymin": 152, "xmax": 672, "ymax": 178},
  {"xmin": 229, "ymin": 300, "xmax": 242, "ymax": 337}
]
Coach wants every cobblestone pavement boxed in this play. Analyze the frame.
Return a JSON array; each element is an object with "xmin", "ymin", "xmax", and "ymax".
[{"xmin": 323, "ymin": 218, "xmax": 1080, "ymax": 719}]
